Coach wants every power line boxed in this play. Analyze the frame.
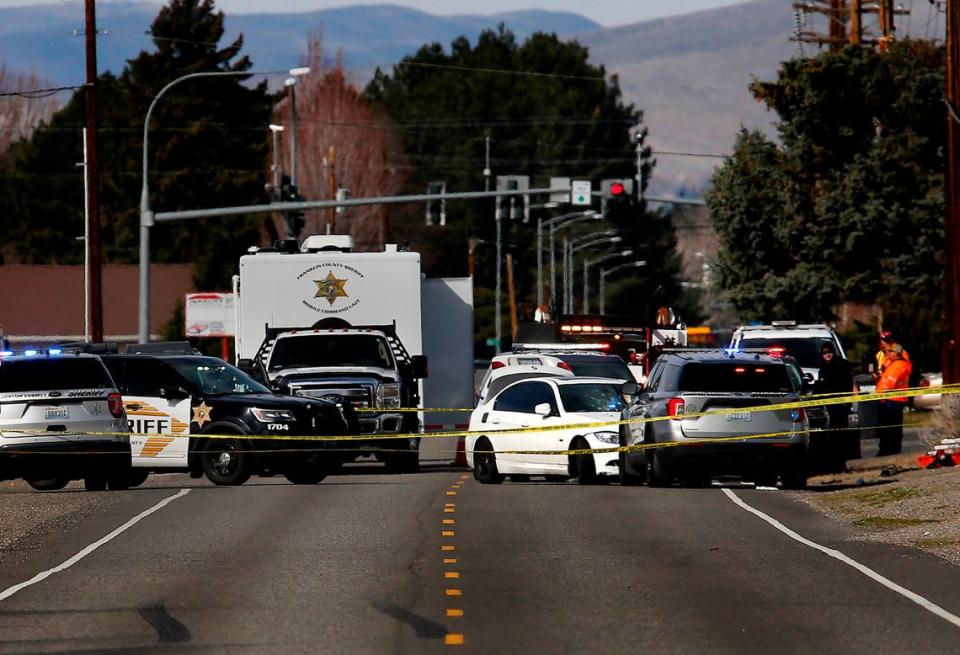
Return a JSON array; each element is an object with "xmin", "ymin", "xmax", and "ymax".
[
  {"xmin": 395, "ymin": 60, "xmax": 608, "ymax": 82},
  {"xmin": 0, "ymin": 84, "xmax": 86, "ymax": 98}
]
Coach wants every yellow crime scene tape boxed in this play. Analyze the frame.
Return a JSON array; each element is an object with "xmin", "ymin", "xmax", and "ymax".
[{"xmin": 1, "ymin": 384, "xmax": 954, "ymax": 456}]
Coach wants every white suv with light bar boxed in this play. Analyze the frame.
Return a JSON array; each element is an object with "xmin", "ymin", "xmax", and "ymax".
[
  {"xmin": 729, "ymin": 322, "xmax": 845, "ymax": 380},
  {"xmin": 0, "ymin": 350, "xmax": 131, "ymax": 491}
]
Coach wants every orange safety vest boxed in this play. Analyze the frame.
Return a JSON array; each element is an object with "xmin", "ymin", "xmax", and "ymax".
[
  {"xmin": 876, "ymin": 344, "xmax": 910, "ymax": 373},
  {"xmin": 876, "ymin": 358, "xmax": 912, "ymax": 403}
]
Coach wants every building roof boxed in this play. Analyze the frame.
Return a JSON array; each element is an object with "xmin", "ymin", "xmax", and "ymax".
[{"xmin": 0, "ymin": 264, "xmax": 194, "ymax": 341}]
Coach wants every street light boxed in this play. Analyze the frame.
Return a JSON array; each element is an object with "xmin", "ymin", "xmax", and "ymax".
[
  {"xmin": 583, "ymin": 252, "xmax": 637, "ymax": 313},
  {"xmin": 600, "ymin": 260, "xmax": 646, "ymax": 315},
  {"xmin": 568, "ymin": 235, "xmax": 623, "ymax": 313},
  {"xmin": 541, "ymin": 210, "xmax": 600, "ymax": 315},
  {"xmin": 282, "ymin": 67, "xmax": 312, "ymax": 187},
  {"xmin": 529, "ymin": 201, "xmax": 559, "ymax": 308},
  {"xmin": 138, "ymin": 66, "xmax": 309, "ymax": 343},
  {"xmin": 268, "ymin": 124, "xmax": 284, "ymax": 191}
]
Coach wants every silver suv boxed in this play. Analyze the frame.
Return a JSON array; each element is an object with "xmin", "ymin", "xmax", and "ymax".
[
  {"xmin": 619, "ymin": 351, "xmax": 809, "ymax": 488},
  {"xmin": 0, "ymin": 352, "xmax": 131, "ymax": 491}
]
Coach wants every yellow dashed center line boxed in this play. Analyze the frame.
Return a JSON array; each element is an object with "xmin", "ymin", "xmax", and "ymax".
[
  {"xmin": 446, "ymin": 491, "xmax": 457, "ymax": 496},
  {"xmin": 442, "ymin": 530, "xmax": 455, "ymax": 537},
  {"xmin": 442, "ymin": 545, "xmax": 456, "ymax": 552},
  {"xmin": 447, "ymin": 609, "xmax": 464, "ymax": 618},
  {"xmin": 442, "ymin": 519, "xmax": 455, "ymax": 525},
  {"xmin": 443, "ymin": 558, "xmax": 458, "ymax": 564},
  {"xmin": 445, "ymin": 571, "xmax": 460, "ymax": 579},
  {"xmin": 445, "ymin": 633, "xmax": 465, "ymax": 645},
  {"xmin": 446, "ymin": 588, "xmax": 462, "ymax": 597},
  {"xmin": 442, "ymin": 476, "xmax": 467, "ymax": 647}
]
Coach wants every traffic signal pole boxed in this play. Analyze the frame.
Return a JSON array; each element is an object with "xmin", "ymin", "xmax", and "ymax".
[{"xmin": 84, "ymin": 0, "xmax": 103, "ymax": 343}]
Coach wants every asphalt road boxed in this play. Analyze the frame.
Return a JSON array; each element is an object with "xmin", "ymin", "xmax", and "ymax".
[{"xmin": 2, "ymin": 462, "xmax": 960, "ymax": 654}]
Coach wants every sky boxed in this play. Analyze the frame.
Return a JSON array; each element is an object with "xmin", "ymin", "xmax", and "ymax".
[{"xmin": 0, "ymin": 0, "xmax": 749, "ymax": 27}]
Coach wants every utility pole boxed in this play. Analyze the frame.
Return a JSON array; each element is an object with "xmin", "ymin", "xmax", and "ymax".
[
  {"xmin": 792, "ymin": 0, "xmax": 906, "ymax": 51},
  {"xmin": 944, "ymin": 0, "xmax": 960, "ymax": 384},
  {"xmin": 506, "ymin": 254, "xmax": 518, "ymax": 340},
  {"xmin": 327, "ymin": 146, "xmax": 337, "ymax": 233},
  {"xmin": 84, "ymin": 0, "xmax": 103, "ymax": 343}
]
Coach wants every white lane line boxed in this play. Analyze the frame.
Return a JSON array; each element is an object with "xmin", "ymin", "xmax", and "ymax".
[
  {"xmin": 0, "ymin": 489, "xmax": 191, "ymax": 602},
  {"xmin": 721, "ymin": 488, "xmax": 960, "ymax": 630}
]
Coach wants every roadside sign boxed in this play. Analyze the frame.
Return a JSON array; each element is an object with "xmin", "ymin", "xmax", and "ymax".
[
  {"xmin": 185, "ymin": 292, "xmax": 236, "ymax": 337},
  {"xmin": 485, "ymin": 338, "xmax": 500, "ymax": 347},
  {"xmin": 550, "ymin": 177, "xmax": 571, "ymax": 204},
  {"xmin": 572, "ymin": 180, "xmax": 591, "ymax": 206}
]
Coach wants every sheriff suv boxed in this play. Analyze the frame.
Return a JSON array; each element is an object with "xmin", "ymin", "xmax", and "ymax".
[
  {"xmin": 620, "ymin": 350, "xmax": 810, "ymax": 488},
  {"xmin": 0, "ymin": 350, "xmax": 131, "ymax": 491},
  {"xmin": 102, "ymin": 345, "xmax": 358, "ymax": 486}
]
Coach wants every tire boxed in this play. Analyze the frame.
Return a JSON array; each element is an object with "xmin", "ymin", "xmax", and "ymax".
[
  {"xmin": 84, "ymin": 475, "xmax": 107, "ymax": 492},
  {"xmin": 24, "ymin": 477, "xmax": 69, "ymax": 491},
  {"xmin": 201, "ymin": 438, "xmax": 252, "ymax": 486},
  {"xmin": 570, "ymin": 437, "xmax": 598, "ymax": 485},
  {"xmin": 284, "ymin": 468, "xmax": 328, "ymax": 485},
  {"xmin": 472, "ymin": 438, "xmax": 504, "ymax": 484},
  {"xmin": 384, "ymin": 451, "xmax": 420, "ymax": 474},
  {"xmin": 781, "ymin": 462, "xmax": 808, "ymax": 490},
  {"xmin": 754, "ymin": 471, "xmax": 778, "ymax": 488},
  {"xmin": 618, "ymin": 444, "xmax": 646, "ymax": 486},
  {"xmin": 646, "ymin": 449, "xmax": 670, "ymax": 488},
  {"xmin": 127, "ymin": 469, "xmax": 150, "ymax": 488}
]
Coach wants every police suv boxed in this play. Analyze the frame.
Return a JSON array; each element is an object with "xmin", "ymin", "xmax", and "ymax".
[
  {"xmin": 101, "ymin": 343, "xmax": 358, "ymax": 486},
  {"xmin": 0, "ymin": 349, "xmax": 131, "ymax": 491}
]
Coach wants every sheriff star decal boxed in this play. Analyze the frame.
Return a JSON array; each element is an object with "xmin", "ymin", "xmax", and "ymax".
[
  {"xmin": 314, "ymin": 270, "xmax": 349, "ymax": 306},
  {"xmin": 192, "ymin": 401, "xmax": 213, "ymax": 428}
]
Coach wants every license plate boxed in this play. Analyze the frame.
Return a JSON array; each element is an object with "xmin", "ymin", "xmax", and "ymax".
[
  {"xmin": 44, "ymin": 407, "xmax": 69, "ymax": 420},
  {"xmin": 516, "ymin": 357, "xmax": 541, "ymax": 366},
  {"xmin": 726, "ymin": 411, "xmax": 752, "ymax": 422}
]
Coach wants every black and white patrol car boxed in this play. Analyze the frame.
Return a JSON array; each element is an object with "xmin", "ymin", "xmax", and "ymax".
[
  {"xmin": 100, "ymin": 343, "xmax": 358, "ymax": 486},
  {"xmin": 0, "ymin": 349, "xmax": 131, "ymax": 491}
]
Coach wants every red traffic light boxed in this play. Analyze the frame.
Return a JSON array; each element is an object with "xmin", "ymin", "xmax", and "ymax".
[{"xmin": 610, "ymin": 181, "xmax": 626, "ymax": 196}]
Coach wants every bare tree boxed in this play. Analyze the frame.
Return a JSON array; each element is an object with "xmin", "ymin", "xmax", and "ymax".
[
  {"xmin": 274, "ymin": 34, "xmax": 408, "ymax": 251},
  {"xmin": 0, "ymin": 65, "xmax": 60, "ymax": 154}
]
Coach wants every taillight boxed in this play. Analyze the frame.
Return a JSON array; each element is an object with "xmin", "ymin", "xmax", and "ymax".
[
  {"xmin": 107, "ymin": 392, "xmax": 124, "ymax": 418},
  {"xmin": 768, "ymin": 346, "xmax": 786, "ymax": 358},
  {"xmin": 920, "ymin": 379, "xmax": 931, "ymax": 388},
  {"xmin": 790, "ymin": 408, "xmax": 806, "ymax": 422},
  {"xmin": 557, "ymin": 361, "xmax": 573, "ymax": 372},
  {"xmin": 491, "ymin": 361, "xmax": 506, "ymax": 370},
  {"xmin": 667, "ymin": 397, "xmax": 685, "ymax": 417}
]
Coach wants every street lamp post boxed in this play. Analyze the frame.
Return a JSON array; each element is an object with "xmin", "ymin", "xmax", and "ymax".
[
  {"xmin": 269, "ymin": 124, "xmax": 284, "ymax": 191},
  {"xmin": 530, "ymin": 201, "xmax": 559, "ymax": 308},
  {"xmin": 568, "ymin": 234, "xmax": 622, "ymax": 313},
  {"xmin": 599, "ymin": 260, "xmax": 646, "ymax": 314},
  {"xmin": 544, "ymin": 210, "xmax": 600, "ymax": 315},
  {"xmin": 583, "ymin": 251, "xmax": 636, "ymax": 313},
  {"xmin": 139, "ymin": 67, "xmax": 309, "ymax": 343}
]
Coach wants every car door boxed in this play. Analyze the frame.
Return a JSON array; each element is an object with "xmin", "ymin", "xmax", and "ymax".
[
  {"xmin": 484, "ymin": 382, "xmax": 536, "ymax": 471},
  {"xmin": 118, "ymin": 359, "xmax": 193, "ymax": 468},
  {"xmin": 517, "ymin": 381, "xmax": 567, "ymax": 471}
]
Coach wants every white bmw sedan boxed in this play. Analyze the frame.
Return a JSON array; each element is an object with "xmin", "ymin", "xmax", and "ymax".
[{"xmin": 467, "ymin": 377, "xmax": 629, "ymax": 484}]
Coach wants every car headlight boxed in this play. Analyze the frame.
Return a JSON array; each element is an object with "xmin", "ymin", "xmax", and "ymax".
[
  {"xmin": 251, "ymin": 408, "xmax": 296, "ymax": 422},
  {"xmin": 592, "ymin": 430, "xmax": 620, "ymax": 445},
  {"xmin": 376, "ymin": 383, "xmax": 402, "ymax": 408}
]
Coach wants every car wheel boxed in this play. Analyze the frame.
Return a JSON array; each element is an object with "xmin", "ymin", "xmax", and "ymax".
[
  {"xmin": 24, "ymin": 477, "xmax": 69, "ymax": 491},
  {"xmin": 472, "ymin": 438, "xmax": 504, "ymax": 484},
  {"xmin": 284, "ymin": 467, "xmax": 327, "ymax": 485},
  {"xmin": 570, "ymin": 437, "xmax": 598, "ymax": 485},
  {"xmin": 618, "ymin": 443, "xmax": 646, "ymax": 486},
  {"xmin": 781, "ymin": 462, "xmax": 808, "ymax": 490},
  {"xmin": 83, "ymin": 475, "xmax": 107, "ymax": 492},
  {"xmin": 646, "ymin": 449, "xmax": 670, "ymax": 487},
  {"xmin": 754, "ymin": 471, "xmax": 778, "ymax": 488},
  {"xmin": 384, "ymin": 451, "xmax": 420, "ymax": 474},
  {"xmin": 127, "ymin": 469, "xmax": 150, "ymax": 488},
  {"xmin": 201, "ymin": 438, "xmax": 252, "ymax": 486}
]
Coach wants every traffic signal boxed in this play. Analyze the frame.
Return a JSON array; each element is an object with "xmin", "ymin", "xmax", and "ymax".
[
  {"xmin": 601, "ymin": 178, "xmax": 635, "ymax": 222},
  {"xmin": 496, "ymin": 175, "xmax": 530, "ymax": 222},
  {"xmin": 425, "ymin": 181, "xmax": 446, "ymax": 226}
]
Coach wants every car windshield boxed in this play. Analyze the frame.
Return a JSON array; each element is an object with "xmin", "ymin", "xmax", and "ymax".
[
  {"xmin": 560, "ymin": 356, "xmax": 632, "ymax": 380},
  {"xmin": 738, "ymin": 337, "xmax": 833, "ymax": 368},
  {"xmin": 269, "ymin": 334, "xmax": 394, "ymax": 371},
  {"xmin": 680, "ymin": 363, "xmax": 795, "ymax": 393},
  {"xmin": 558, "ymin": 383, "xmax": 625, "ymax": 413},
  {"xmin": 169, "ymin": 359, "xmax": 271, "ymax": 395},
  {"xmin": 0, "ymin": 358, "xmax": 114, "ymax": 392}
]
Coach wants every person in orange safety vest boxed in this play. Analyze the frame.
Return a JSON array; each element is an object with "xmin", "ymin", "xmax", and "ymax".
[{"xmin": 875, "ymin": 346, "xmax": 912, "ymax": 456}]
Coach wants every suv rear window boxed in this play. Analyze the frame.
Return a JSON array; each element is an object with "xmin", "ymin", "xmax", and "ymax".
[
  {"xmin": 487, "ymin": 372, "xmax": 565, "ymax": 399},
  {"xmin": 679, "ymin": 363, "xmax": 795, "ymax": 393},
  {"xmin": 559, "ymin": 356, "xmax": 632, "ymax": 381},
  {"xmin": 0, "ymin": 358, "xmax": 114, "ymax": 392},
  {"xmin": 738, "ymin": 338, "xmax": 833, "ymax": 369}
]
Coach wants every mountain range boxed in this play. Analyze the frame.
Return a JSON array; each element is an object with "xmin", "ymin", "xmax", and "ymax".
[{"xmin": 0, "ymin": 0, "xmax": 939, "ymax": 192}]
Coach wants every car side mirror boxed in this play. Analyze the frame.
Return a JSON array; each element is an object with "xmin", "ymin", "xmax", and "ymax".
[
  {"xmin": 411, "ymin": 355, "xmax": 429, "ymax": 379},
  {"xmin": 534, "ymin": 402, "xmax": 553, "ymax": 417},
  {"xmin": 620, "ymin": 381, "xmax": 640, "ymax": 397},
  {"xmin": 802, "ymin": 372, "xmax": 814, "ymax": 384}
]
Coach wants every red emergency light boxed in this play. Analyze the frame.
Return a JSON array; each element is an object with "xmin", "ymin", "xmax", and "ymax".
[{"xmin": 610, "ymin": 181, "xmax": 626, "ymax": 196}]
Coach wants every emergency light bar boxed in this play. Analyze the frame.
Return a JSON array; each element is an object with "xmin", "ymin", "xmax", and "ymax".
[{"xmin": 513, "ymin": 343, "xmax": 611, "ymax": 352}]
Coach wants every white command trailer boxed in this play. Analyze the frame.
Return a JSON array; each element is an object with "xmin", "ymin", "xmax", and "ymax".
[{"xmin": 234, "ymin": 235, "xmax": 474, "ymax": 470}]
